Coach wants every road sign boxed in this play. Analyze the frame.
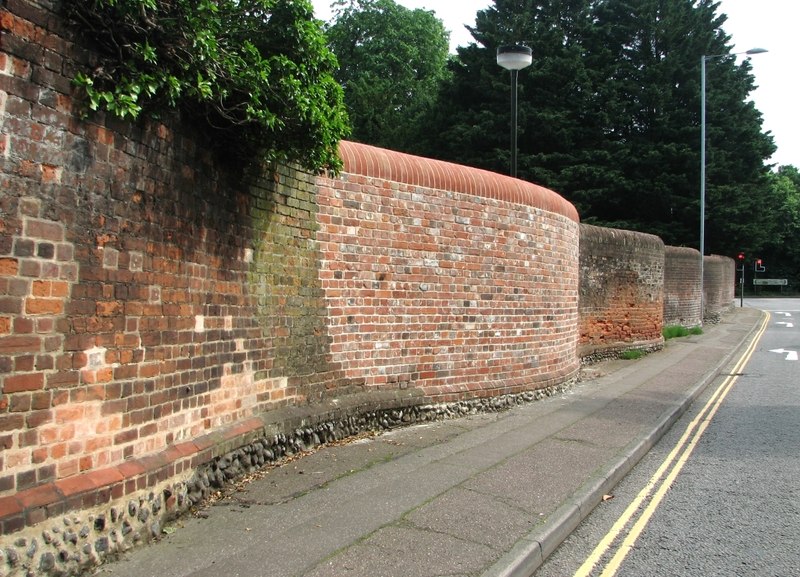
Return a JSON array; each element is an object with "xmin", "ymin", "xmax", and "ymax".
[{"xmin": 753, "ymin": 278, "xmax": 788, "ymax": 286}]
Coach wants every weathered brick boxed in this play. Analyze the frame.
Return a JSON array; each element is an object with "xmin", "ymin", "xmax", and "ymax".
[
  {"xmin": 24, "ymin": 218, "xmax": 63, "ymax": 242},
  {"xmin": 0, "ymin": 476, "xmax": 13, "ymax": 493},
  {"xmin": 0, "ymin": 335, "xmax": 42, "ymax": 355},
  {"xmin": 9, "ymin": 393, "xmax": 31, "ymax": 412},
  {"xmin": 26, "ymin": 409, "xmax": 52, "ymax": 428},
  {"xmin": 0, "ymin": 258, "xmax": 18, "ymax": 276},
  {"xmin": 4, "ymin": 372, "xmax": 44, "ymax": 392},
  {"xmin": 13, "ymin": 354, "xmax": 34, "ymax": 371},
  {"xmin": 0, "ymin": 414, "xmax": 24, "ymax": 432},
  {"xmin": 13, "ymin": 316, "xmax": 34, "ymax": 333},
  {"xmin": 113, "ymin": 429, "xmax": 138, "ymax": 446}
]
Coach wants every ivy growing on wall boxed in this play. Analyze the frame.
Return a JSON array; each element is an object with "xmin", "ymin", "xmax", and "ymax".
[{"xmin": 65, "ymin": 0, "xmax": 350, "ymax": 171}]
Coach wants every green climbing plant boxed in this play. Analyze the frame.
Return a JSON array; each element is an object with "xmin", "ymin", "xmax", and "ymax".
[{"xmin": 66, "ymin": 0, "xmax": 350, "ymax": 170}]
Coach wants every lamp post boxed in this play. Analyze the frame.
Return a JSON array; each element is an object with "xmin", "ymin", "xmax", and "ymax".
[
  {"xmin": 497, "ymin": 45, "xmax": 533, "ymax": 178},
  {"xmin": 699, "ymin": 47, "xmax": 766, "ymax": 321}
]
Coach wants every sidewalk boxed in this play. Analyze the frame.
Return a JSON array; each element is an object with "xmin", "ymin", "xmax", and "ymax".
[{"xmin": 92, "ymin": 307, "xmax": 764, "ymax": 577}]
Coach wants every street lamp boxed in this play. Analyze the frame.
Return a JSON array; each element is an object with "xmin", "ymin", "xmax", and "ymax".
[
  {"xmin": 699, "ymin": 46, "xmax": 766, "ymax": 320},
  {"xmin": 497, "ymin": 45, "xmax": 533, "ymax": 178}
]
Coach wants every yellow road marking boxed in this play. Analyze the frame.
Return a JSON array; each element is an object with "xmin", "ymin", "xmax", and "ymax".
[{"xmin": 574, "ymin": 312, "xmax": 770, "ymax": 577}]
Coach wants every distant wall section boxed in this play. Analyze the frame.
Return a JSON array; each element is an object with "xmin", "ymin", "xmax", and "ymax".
[
  {"xmin": 703, "ymin": 254, "xmax": 735, "ymax": 322},
  {"xmin": 663, "ymin": 246, "xmax": 702, "ymax": 327},
  {"xmin": 578, "ymin": 224, "xmax": 664, "ymax": 359}
]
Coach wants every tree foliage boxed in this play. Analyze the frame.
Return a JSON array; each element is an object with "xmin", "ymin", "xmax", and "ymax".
[
  {"xmin": 324, "ymin": 0, "xmax": 450, "ymax": 151},
  {"xmin": 229, "ymin": 0, "xmax": 791, "ymax": 284},
  {"xmin": 413, "ymin": 0, "xmax": 778, "ymax": 261},
  {"xmin": 65, "ymin": 0, "xmax": 350, "ymax": 170},
  {"xmin": 759, "ymin": 166, "xmax": 800, "ymax": 284}
]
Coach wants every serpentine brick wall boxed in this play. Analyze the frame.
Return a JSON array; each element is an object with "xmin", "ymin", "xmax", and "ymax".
[
  {"xmin": 703, "ymin": 255, "xmax": 735, "ymax": 321},
  {"xmin": 663, "ymin": 249, "xmax": 734, "ymax": 326},
  {"xmin": 578, "ymin": 224, "xmax": 664, "ymax": 359},
  {"xmin": 0, "ymin": 2, "xmax": 581, "ymax": 571},
  {"xmin": 663, "ymin": 246, "xmax": 702, "ymax": 327},
  {"xmin": 319, "ymin": 142, "xmax": 580, "ymax": 399}
]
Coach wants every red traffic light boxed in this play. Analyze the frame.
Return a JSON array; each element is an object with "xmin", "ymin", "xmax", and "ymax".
[
  {"xmin": 756, "ymin": 258, "xmax": 762, "ymax": 266},
  {"xmin": 737, "ymin": 252, "xmax": 745, "ymax": 261}
]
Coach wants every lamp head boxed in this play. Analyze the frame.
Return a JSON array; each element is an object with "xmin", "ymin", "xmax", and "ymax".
[{"xmin": 497, "ymin": 45, "xmax": 533, "ymax": 71}]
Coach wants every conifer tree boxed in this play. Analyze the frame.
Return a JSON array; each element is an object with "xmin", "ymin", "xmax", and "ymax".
[{"xmin": 415, "ymin": 0, "xmax": 776, "ymax": 257}]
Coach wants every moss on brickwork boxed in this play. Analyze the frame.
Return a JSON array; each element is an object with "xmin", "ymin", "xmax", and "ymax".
[{"xmin": 247, "ymin": 163, "xmax": 336, "ymax": 397}]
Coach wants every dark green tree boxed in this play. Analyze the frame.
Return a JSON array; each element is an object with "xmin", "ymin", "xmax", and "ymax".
[
  {"xmin": 685, "ymin": 1, "xmax": 777, "ymax": 257},
  {"xmin": 759, "ymin": 165, "xmax": 800, "ymax": 287},
  {"xmin": 417, "ymin": 0, "xmax": 776, "ymax": 258},
  {"xmin": 324, "ymin": 0, "xmax": 450, "ymax": 151},
  {"xmin": 414, "ymin": 0, "xmax": 603, "ymax": 186}
]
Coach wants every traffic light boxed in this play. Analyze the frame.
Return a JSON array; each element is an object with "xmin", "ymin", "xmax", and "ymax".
[
  {"xmin": 755, "ymin": 258, "xmax": 765, "ymax": 272},
  {"xmin": 737, "ymin": 252, "xmax": 745, "ymax": 262}
]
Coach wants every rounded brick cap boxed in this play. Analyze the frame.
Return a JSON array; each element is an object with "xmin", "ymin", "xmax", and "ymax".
[{"xmin": 337, "ymin": 141, "xmax": 579, "ymax": 222}]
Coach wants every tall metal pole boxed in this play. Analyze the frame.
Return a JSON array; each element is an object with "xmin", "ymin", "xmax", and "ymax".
[
  {"xmin": 700, "ymin": 48, "xmax": 766, "ymax": 321},
  {"xmin": 510, "ymin": 69, "xmax": 519, "ymax": 178},
  {"xmin": 740, "ymin": 264, "xmax": 745, "ymax": 308},
  {"xmin": 497, "ymin": 45, "xmax": 532, "ymax": 179},
  {"xmin": 700, "ymin": 55, "xmax": 706, "ymax": 323}
]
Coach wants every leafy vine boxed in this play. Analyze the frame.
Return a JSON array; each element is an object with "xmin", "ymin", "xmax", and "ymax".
[{"xmin": 65, "ymin": 0, "xmax": 349, "ymax": 170}]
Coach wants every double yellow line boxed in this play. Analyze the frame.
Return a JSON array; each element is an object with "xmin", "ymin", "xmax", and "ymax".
[{"xmin": 574, "ymin": 312, "xmax": 770, "ymax": 577}]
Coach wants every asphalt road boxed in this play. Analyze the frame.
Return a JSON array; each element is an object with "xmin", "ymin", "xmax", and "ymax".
[{"xmin": 535, "ymin": 298, "xmax": 800, "ymax": 577}]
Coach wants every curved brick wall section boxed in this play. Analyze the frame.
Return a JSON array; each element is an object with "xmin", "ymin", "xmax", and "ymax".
[
  {"xmin": 663, "ymin": 246, "xmax": 702, "ymax": 327},
  {"xmin": 578, "ymin": 224, "xmax": 664, "ymax": 359},
  {"xmin": 703, "ymin": 255, "xmax": 735, "ymax": 321},
  {"xmin": 318, "ymin": 142, "xmax": 580, "ymax": 400}
]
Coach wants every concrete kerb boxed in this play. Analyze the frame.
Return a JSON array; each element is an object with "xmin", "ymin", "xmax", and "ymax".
[{"xmin": 482, "ymin": 309, "xmax": 767, "ymax": 577}]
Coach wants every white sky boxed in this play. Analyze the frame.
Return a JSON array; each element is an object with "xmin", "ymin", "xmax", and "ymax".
[{"xmin": 311, "ymin": 0, "xmax": 798, "ymax": 168}]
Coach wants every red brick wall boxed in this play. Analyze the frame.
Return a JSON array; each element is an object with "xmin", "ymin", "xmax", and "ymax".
[
  {"xmin": 703, "ymin": 254, "xmax": 735, "ymax": 321},
  {"xmin": 0, "ymin": 1, "xmax": 345, "ymax": 499},
  {"xmin": 0, "ymin": 0, "xmax": 582, "ymax": 514},
  {"xmin": 578, "ymin": 224, "xmax": 664, "ymax": 358},
  {"xmin": 319, "ymin": 143, "xmax": 581, "ymax": 399},
  {"xmin": 663, "ymin": 246, "xmax": 702, "ymax": 327}
]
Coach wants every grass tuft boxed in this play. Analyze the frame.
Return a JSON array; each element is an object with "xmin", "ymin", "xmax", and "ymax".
[
  {"xmin": 662, "ymin": 325, "xmax": 703, "ymax": 339},
  {"xmin": 619, "ymin": 349, "xmax": 645, "ymax": 360}
]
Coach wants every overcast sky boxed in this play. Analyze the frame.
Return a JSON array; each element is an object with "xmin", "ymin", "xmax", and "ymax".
[{"xmin": 311, "ymin": 0, "xmax": 798, "ymax": 168}]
